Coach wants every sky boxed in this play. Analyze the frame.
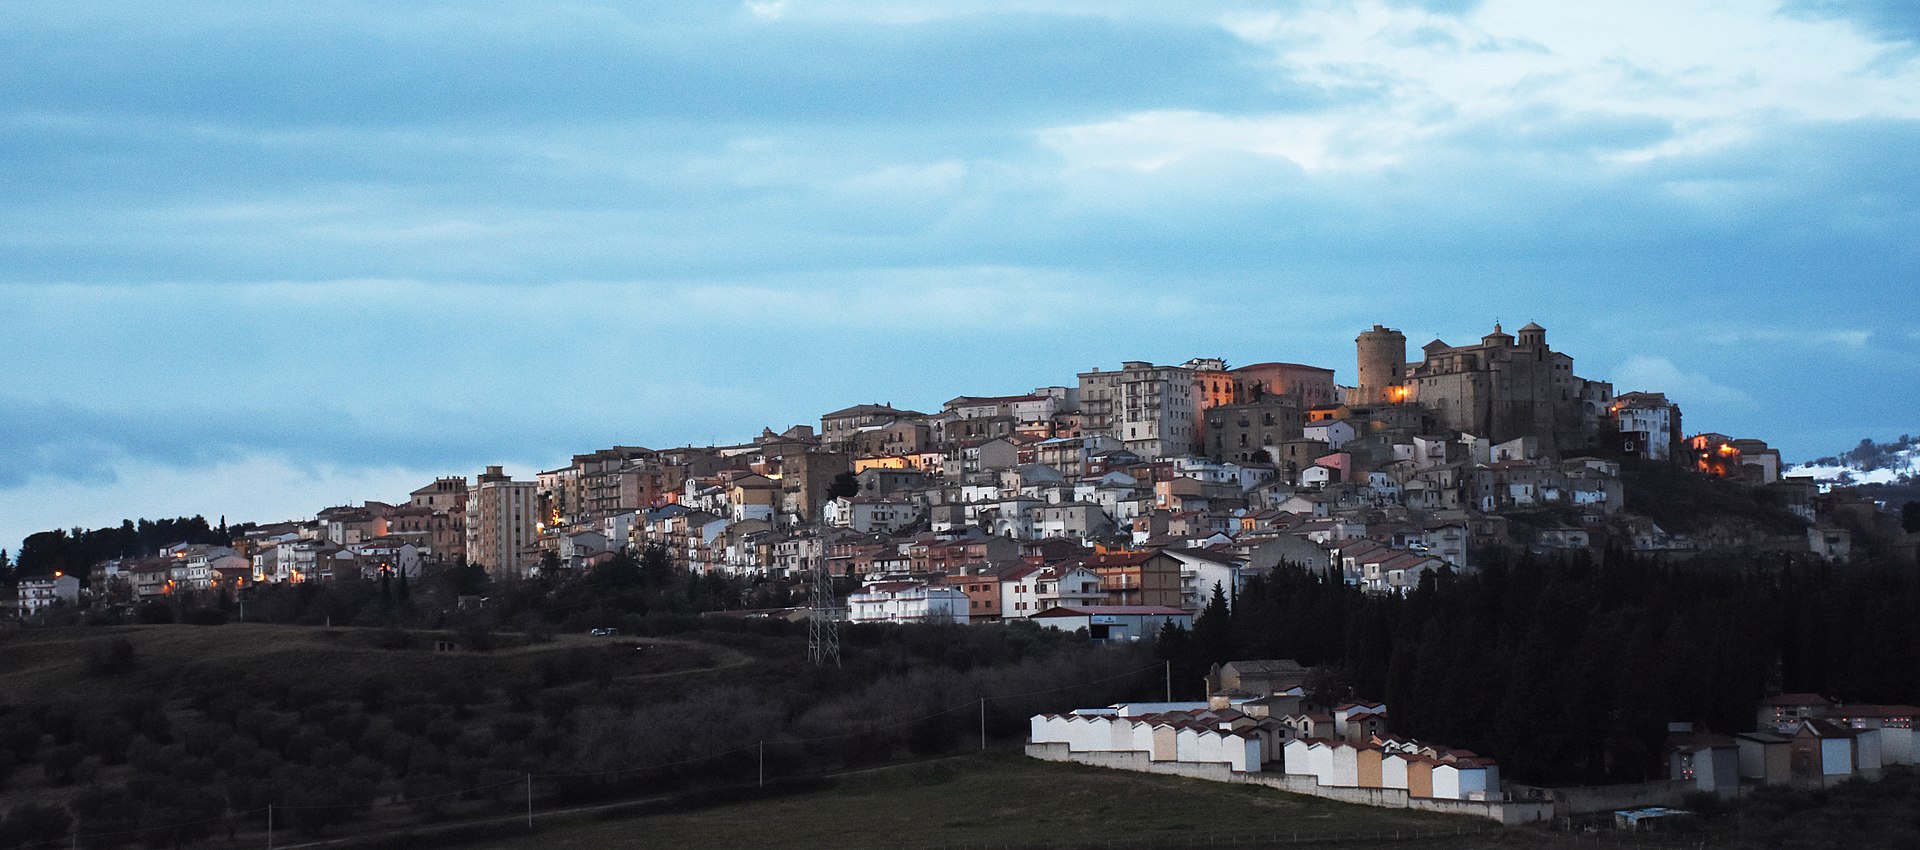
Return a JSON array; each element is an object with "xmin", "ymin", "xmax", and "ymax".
[{"xmin": 3, "ymin": 0, "xmax": 1918, "ymax": 554}]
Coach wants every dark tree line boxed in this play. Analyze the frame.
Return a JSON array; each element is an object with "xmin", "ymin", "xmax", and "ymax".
[
  {"xmin": 12, "ymin": 517, "xmax": 230, "ymax": 580},
  {"xmin": 1160, "ymin": 548, "xmax": 1920, "ymax": 786}
]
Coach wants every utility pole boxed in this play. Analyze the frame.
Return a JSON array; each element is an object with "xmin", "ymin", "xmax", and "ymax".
[
  {"xmin": 758, "ymin": 741, "xmax": 765, "ymax": 788},
  {"xmin": 525, "ymin": 774, "xmax": 533, "ymax": 830},
  {"xmin": 267, "ymin": 805, "xmax": 273, "ymax": 850},
  {"xmin": 979, "ymin": 697, "xmax": 987, "ymax": 751},
  {"xmin": 1165, "ymin": 660, "xmax": 1171, "ymax": 702}
]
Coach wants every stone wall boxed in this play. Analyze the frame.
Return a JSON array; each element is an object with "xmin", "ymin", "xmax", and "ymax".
[
  {"xmin": 1246, "ymin": 773, "xmax": 1410, "ymax": 807},
  {"xmin": 1509, "ymin": 779, "xmax": 1694, "ymax": 817},
  {"xmin": 1025, "ymin": 742, "xmax": 1237, "ymax": 782},
  {"xmin": 1410, "ymin": 797, "xmax": 1553, "ymax": 826}
]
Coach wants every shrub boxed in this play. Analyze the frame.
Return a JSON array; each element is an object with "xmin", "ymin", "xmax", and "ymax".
[
  {"xmin": 83, "ymin": 638, "xmax": 138, "ymax": 676},
  {"xmin": 132, "ymin": 602, "xmax": 174, "ymax": 625},
  {"xmin": 183, "ymin": 607, "xmax": 230, "ymax": 626}
]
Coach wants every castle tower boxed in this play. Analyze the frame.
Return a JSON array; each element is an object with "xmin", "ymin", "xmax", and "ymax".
[
  {"xmin": 1516, "ymin": 321, "xmax": 1546, "ymax": 348},
  {"xmin": 1355, "ymin": 324, "xmax": 1407, "ymax": 405}
]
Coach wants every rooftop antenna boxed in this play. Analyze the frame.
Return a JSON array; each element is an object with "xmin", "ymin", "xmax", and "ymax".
[{"xmin": 808, "ymin": 564, "xmax": 841, "ymax": 667}]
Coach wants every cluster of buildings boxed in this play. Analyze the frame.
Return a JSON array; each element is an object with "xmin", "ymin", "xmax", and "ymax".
[
  {"xmin": 26, "ymin": 320, "xmax": 1858, "ymax": 617},
  {"xmin": 1709, "ymin": 694, "xmax": 1918, "ymax": 789},
  {"xmin": 1027, "ymin": 658, "xmax": 1919, "ymax": 826},
  {"xmin": 1029, "ymin": 657, "xmax": 1495, "ymax": 802},
  {"xmin": 1027, "ymin": 659, "xmax": 1541, "ymax": 824}
]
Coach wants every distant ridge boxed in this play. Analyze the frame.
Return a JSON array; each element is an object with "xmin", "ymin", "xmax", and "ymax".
[{"xmin": 1790, "ymin": 435, "xmax": 1920, "ymax": 486}]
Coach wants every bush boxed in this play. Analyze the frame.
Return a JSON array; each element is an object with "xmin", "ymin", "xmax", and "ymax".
[
  {"xmin": 83, "ymin": 638, "xmax": 138, "ymax": 676},
  {"xmin": 183, "ymin": 607, "xmax": 230, "ymax": 626},
  {"xmin": 40, "ymin": 743, "xmax": 87, "ymax": 784},
  {"xmin": 456, "ymin": 621, "xmax": 495, "ymax": 652},
  {"xmin": 371, "ymin": 627, "xmax": 417, "ymax": 650},
  {"xmin": 0, "ymin": 802, "xmax": 73, "ymax": 848}
]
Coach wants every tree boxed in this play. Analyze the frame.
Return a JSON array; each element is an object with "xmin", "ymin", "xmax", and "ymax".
[
  {"xmin": 1903, "ymin": 501, "xmax": 1920, "ymax": 534},
  {"xmin": 637, "ymin": 544, "xmax": 674, "ymax": 588},
  {"xmin": 1154, "ymin": 621, "xmax": 1205, "ymax": 700},
  {"xmin": 1191, "ymin": 582, "xmax": 1235, "ymax": 666},
  {"xmin": 440, "ymin": 561, "xmax": 488, "ymax": 597},
  {"xmin": 827, "ymin": 471, "xmax": 860, "ymax": 500}
]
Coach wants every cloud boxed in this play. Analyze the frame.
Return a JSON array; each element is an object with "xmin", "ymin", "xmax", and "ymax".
[
  {"xmin": 1608, "ymin": 355, "xmax": 1756, "ymax": 412},
  {"xmin": 1699, "ymin": 327, "xmax": 1878, "ymax": 350},
  {"xmin": 1784, "ymin": 0, "xmax": 1920, "ymax": 44},
  {"xmin": 1034, "ymin": 0, "xmax": 1920, "ymax": 174},
  {"xmin": 744, "ymin": 1, "xmax": 788, "ymax": 21},
  {"xmin": 0, "ymin": 452, "xmax": 448, "ymax": 557}
]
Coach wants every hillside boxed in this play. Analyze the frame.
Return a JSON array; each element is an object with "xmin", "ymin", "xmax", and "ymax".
[
  {"xmin": 465, "ymin": 751, "xmax": 1503, "ymax": 850},
  {"xmin": 0, "ymin": 619, "xmax": 1166, "ymax": 849},
  {"xmin": 1790, "ymin": 435, "xmax": 1920, "ymax": 487}
]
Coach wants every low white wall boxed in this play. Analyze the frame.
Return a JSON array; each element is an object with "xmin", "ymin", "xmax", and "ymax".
[
  {"xmin": 1027, "ymin": 742, "xmax": 1551, "ymax": 825},
  {"xmin": 1411, "ymin": 796, "xmax": 1554, "ymax": 826},
  {"xmin": 1026, "ymin": 741, "xmax": 1237, "ymax": 782}
]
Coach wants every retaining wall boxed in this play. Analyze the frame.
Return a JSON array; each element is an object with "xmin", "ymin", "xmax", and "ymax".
[
  {"xmin": 1026, "ymin": 742, "xmax": 1553, "ymax": 825},
  {"xmin": 1510, "ymin": 780, "xmax": 1693, "ymax": 817}
]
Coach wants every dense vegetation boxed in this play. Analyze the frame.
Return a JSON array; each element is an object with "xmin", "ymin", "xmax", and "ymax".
[
  {"xmin": 5, "ymin": 517, "xmax": 233, "ymax": 581},
  {"xmin": 1160, "ymin": 549, "xmax": 1920, "ymax": 786},
  {"xmin": 1723, "ymin": 764, "xmax": 1920, "ymax": 848},
  {"xmin": 1617, "ymin": 456, "xmax": 1808, "ymax": 534},
  {"xmin": 0, "ymin": 603, "xmax": 1155, "ymax": 849}
]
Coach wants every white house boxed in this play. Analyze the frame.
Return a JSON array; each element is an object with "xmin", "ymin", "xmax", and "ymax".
[
  {"xmin": 824, "ymin": 497, "xmax": 924, "ymax": 534},
  {"xmin": 18, "ymin": 574, "xmax": 81, "ymax": 613},
  {"xmin": 985, "ymin": 497, "xmax": 1042, "ymax": 538},
  {"xmin": 1612, "ymin": 392, "xmax": 1676, "ymax": 460},
  {"xmin": 1302, "ymin": 419, "xmax": 1356, "ymax": 450},
  {"xmin": 1000, "ymin": 565, "xmax": 1106, "ymax": 619},
  {"xmin": 846, "ymin": 581, "xmax": 971, "ymax": 625},
  {"xmin": 1163, "ymin": 547, "xmax": 1244, "ymax": 612}
]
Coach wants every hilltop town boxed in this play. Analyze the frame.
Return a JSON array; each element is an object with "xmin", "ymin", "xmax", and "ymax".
[
  {"xmin": 5, "ymin": 320, "xmax": 1919, "ymax": 847},
  {"xmin": 21, "ymin": 319, "xmax": 1898, "ymax": 624}
]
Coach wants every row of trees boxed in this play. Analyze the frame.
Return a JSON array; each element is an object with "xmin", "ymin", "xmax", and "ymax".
[
  {"xmin": 1158, "ymin": 548, "xmax": 1920, "ymax": 786},
  {"xmin": 8, "ymin": 517, "xmax": 233, "ymax": 581}
]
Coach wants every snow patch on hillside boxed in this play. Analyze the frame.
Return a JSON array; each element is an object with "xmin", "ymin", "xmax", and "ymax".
[{"xmin": 1789, "ymin": 436, "xmax": 1920, "ymax": 487}]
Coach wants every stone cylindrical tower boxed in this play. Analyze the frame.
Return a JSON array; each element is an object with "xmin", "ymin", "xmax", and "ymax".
[{"xmin": 1355, "ymin": 324, "xmax": 1407, "ymax": 405}]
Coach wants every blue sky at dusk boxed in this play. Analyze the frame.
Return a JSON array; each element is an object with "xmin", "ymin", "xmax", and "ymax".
[{"xmin": 3, "ymin": 0, "xmax": 1917, "ymax": 552}]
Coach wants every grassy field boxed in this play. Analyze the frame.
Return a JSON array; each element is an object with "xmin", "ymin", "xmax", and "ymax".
[
  {"xmin": 0, "ymin": 622, "xmax": 735, "ymax": 707},
  {"xmin": 455, "ymin": 750, "xmax": 1530, "ymax": 850},
  {"xmin": 0, "ymin": 624, "xmax": 1646, "ymax": 850}
]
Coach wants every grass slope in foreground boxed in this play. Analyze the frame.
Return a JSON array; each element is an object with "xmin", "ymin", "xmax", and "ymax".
[{"xmin": 467, "ymin": 750, "xmax": 1513, "ymax": 850}]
